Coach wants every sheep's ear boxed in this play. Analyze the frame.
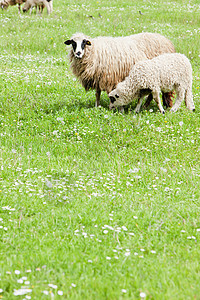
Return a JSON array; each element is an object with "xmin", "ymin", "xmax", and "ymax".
[
  {"xmin": 86, "ymin": 40, "xmax": 91, "ymax": 46},
  {"xmin": 64, "ymin": 40, "xmax": 72, "ymax": 45},
  {"xmin": 115, "ymin": 94, "xmax": 119, "ymax": 98}
]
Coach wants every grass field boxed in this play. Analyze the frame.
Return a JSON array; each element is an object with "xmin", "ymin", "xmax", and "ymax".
[{"xmin": 0, "ymin": 0, "xmax": 200, "ymax": 299}]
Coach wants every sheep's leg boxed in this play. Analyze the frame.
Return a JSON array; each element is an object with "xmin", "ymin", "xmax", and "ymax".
[
  {"xmin": 143, "ymin": 93, "xmax": 153, "ymax": 108},
  {"xmin": 135, "ymin": 96, "xmax": 145, "ymax": 114},
  {"xmin": 152, "ymin": 91, "xmax": 165, "ymax": 114},
  {"xmin": 18, "ymin": 4, "xmax": 21, "ymax": 13},
  {"xmin": 185, "ymin": 87, "xmax": 195, "ymax": 111},
  {"xmin": 119, "ymin": 106, "xmax": 124, "ymax": 113},
  {"xmin": 95, "ymin": 87, "xmax": 101, "ymax": 107},
  {"xmin": 170, "ymin": 88, "xmax": 185, "ymax": 113}
]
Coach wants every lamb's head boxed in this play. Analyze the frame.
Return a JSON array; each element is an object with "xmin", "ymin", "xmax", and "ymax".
[
  {"xmin": 109, "ymin": 87, "xmax": 127, "ymax": 110},
  {"xmin": 64, "ymin": 33, "xmax": 91, "ymax": 59}
]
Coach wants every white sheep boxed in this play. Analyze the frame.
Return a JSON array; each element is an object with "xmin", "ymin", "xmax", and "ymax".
[
  {"xmin": 22, "ymin": 0, "xmax": 53, "ymax": 14},
  {"xmin": 0, "ymin": 0, "xmax": 26, "ymax": 12},
  {"xmin": 64, "ymin": 32, "xmax": 176, "ymax": 108},
  {"xmin": 109, "ymin": 53, "xmax": 195, "ymax": 114}
]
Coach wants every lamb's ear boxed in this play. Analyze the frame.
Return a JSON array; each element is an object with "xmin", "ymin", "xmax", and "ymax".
[
  {"xmin": 86, "ymin": 40, "xmax": 91, "ymax": 46},
  {"xmin": 64, "ymin": 40, "xmax": 72, "ymax": 45}
]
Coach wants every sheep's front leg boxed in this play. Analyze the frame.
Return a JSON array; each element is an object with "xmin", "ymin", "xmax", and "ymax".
[
  {"xmin": 18, "ymin": 4, "xmax": 21, "ymax": 13},
  {"xmin": 135, "ymin": 96, "xmax": 145, "ymax": 114},
  {"xmin": 152, "ymin": 91, "xmax": 165, "ymax": 114},
  {"xmin": 95, "ymin": 87, "xmax": 101, "ymax": 107}
]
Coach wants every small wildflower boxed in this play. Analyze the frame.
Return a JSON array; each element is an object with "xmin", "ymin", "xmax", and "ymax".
[
  {"xmin": 140, "ymin": 292, "xmax": 146, "ymax": 298},
  {"xmin": 121, "ymin": 289, "xmax": 127, "ymax": 293},
  {"xmin": 58, "ymin": 291, "xmax": 63, "ymax": 296}
]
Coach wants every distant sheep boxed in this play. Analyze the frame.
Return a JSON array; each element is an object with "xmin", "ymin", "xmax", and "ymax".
[
  {"xmin": 0, "ymin": 0, "xmax": 26, "ymax": 12},
  {"xmin": 64, "ymin": 32, "xmax": 176, "ymax": 107},
  {"xmin": 109, "ymin": 53, "xmax": 195, "ymax": 114},
  {"xmin": 22, "ymin": 0, "xmax": 53, "ymax": 14}
]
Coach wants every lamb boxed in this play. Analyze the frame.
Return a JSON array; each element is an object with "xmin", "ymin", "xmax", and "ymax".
[
  {"xmin": 0, "ymin": 0, "xmax": 26, "ymax": 12},
  {"xmin": 22, "ymin": 0, "xmax": 53, "ymax": 14},
  {"xmin": 109, "ymin": 53, "xmax": 195, "ymax": 114},
  {"xmin": 64, "ymin": 32, "xmax": 176, "ymax": 108}
]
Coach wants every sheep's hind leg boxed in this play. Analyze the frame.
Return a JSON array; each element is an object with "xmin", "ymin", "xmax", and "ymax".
[
  {"xmin": 185, "ymin": 87, "xmax": 195, "ymax": 111},
  {"xmin": 95, "ymin": 87, "xmax": 101, "ymax": 107},
  {"xmin": 170, "ymin": 88, "xmax": 185, "ymax": 113},
  {"xmin": 153, "ymin": 91, "xmax": 165, "ymax": 114}
]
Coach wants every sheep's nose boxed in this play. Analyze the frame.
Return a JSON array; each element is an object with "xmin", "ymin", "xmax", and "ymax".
[{"xmin": 76, "ymin": 51, "xmax": 81, "ymax": 56}]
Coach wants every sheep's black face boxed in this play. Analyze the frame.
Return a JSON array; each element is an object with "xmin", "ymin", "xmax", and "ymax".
[{"xmin": 64, "ymin": 38, "xmax": 91, "ymax": 59}]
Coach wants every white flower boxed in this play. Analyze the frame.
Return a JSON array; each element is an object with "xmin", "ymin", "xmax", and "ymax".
[
  {"xmin": 106, "ymin": 257, "xmax": 111, "ymax": 260},
  {"xmin": 121, "ymin": 289, "xmax": 127, "ymax": 293},
  {"xmin": 17, "ymin": 279, "xmax": 23, "ymax": 284},
  {"xmin": 13, "ymin": 289, "xmax": 32, "ymax": 296},
  {"xmin": 103, "ymin": 230, "xmax": 108, "ymax": 234},
  {"xmin": 15, "ymin": 270, "xmax": 20, "ymax": 275},
  {"xmin": 179, "ymin": 121, "xmax": 183, "ymax": 126},
  {"xmin": 58, "ymin": 291, "xmax": 63, "ymax": 295},
  {"xmin": 43, "ymin": 291, "xmax": 49, "ymax": 295},
  {"xmin": 150, "ymin": 250, "xmax": 156, "ymax": 254},
  {"xmin": 48, "ymin": 284, "xmax": 57, "ymax": 289},
  {"xmin": 122, "ymin": 226, "xmax": 127, "ymax": 231},
  {"xmin": 140, "ymin": 292, "xmax": 146, "ymax": 298},
  {"xmin": 71, "ymin": 283, "xmax": 76, "ymax": 287},
  {"xmin": 0, "ymin": 289, "xmax": 3, "ymax": 293}
]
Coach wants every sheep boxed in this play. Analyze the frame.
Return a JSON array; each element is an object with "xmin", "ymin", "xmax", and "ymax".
[
  {"xmin": 0, "ymin": 0, "xmax": 26, "ymax": 12},
  {"xmin": 22, "ymin": 0, "xmax": 53, "ymax": 14},
  {"xmin": 109, "ymin": 53, "xmax": 195, "ymax": 114},
  {"xmin": 64, "ymin": 32, "xmax": 176, "ymax": 108}
]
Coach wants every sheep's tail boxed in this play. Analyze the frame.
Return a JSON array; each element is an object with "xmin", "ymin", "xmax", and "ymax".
[{"xmin": 185, "ymin": 87, "xmax": 195, "ymax": 111}]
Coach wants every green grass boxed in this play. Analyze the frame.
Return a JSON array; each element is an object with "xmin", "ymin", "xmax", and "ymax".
[{"xmin": 0, "ymin": 0, "xmax": 200, "ymax": 299}]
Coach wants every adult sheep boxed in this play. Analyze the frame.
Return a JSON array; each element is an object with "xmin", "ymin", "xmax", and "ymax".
[
  {"xmin": 0, "ymin": 0, "xmax": 26, "ymax": 12},
  {"xmin": 22, "ymin": 0, "xmax": 53, "ymax": 14},
  {"xmin": 64, "ymin": 32, "xmax": 176, "ymax": 108},
  {"xmin": 109, "ymin": 53, "xmax": 195, "ymax": 114}
]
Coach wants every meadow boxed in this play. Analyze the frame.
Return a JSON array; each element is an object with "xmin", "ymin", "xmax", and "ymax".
[{"xmin": 0, "ymin": 0, "xmax": 200, "ymax": 299}]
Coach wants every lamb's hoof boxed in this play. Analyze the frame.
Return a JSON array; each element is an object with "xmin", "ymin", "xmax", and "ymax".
[{"xmin": 192, "ymin": 108, "xmax": 195, "ymax": 112}]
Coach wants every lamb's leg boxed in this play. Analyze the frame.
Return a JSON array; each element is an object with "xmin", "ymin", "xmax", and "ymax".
[
  {"xmin": 135, "ymin": 96, "xmax": 145, "ymax": 114},
  {"xmin": 143, "ymin": 93, "xmax": 153, "ymax": 109},
  {"xmin": 18, "ymin": 4, "xmax": 21, "ymax": 13},
  {"xmin": 152, "ymin": 91, "xmax": 165, "ymax": 114},
  {"xmin": 185, "ymin": 87, "xmax": 195, "ymax": 111},
  {"xmin": 170, "ymin": 88, "xmax": 185, "ymax": 113},
  {"xmin": 95, "ymin": 87, "xmax": 101, "ymax": 107}
]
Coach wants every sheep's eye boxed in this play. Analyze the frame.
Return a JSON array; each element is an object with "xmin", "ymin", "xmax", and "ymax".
[{"xmin": 115, "ymin": 94, "xmax": 119, "ymax": 98}]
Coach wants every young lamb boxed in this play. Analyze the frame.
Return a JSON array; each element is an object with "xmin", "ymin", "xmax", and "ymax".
[
  {"xmin": 109, "ymin": 53, "xmax": 195, "ymax": 114},
  {"xmin": 64, "ymin": 32, "xmax": 176, "ymax": 108},
  {"xmin": 0, "ymin": 0, "xmax": 26, "ymax": 12},
  {"xmin": 22, "ymin": 0, "xmax": 53, "ymax": 14}
]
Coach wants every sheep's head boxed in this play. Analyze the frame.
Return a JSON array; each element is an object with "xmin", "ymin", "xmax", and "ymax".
[
  {"xmin": 64, "ymin": 34, "xmax": 91, "ymax": 59},
  {"xmin": 109, "ymin": 88, "xmax": 127, "ymax": 110},
  {"xmin": 1, "ymin": 1, "xmax": 9, "ymax": 9},
  {"xmin": 22, "ymin": 2, "xmax": 30, "ymax": 12}
]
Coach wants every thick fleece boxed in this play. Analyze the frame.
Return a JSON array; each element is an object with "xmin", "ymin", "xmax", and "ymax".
[
  {"xmin": 109, "ymin": 53, "xmax": 194, "ymax": 114},
  {"xmin": 65, "ymin": 32, "xmax": 175, "ymax": 107}
]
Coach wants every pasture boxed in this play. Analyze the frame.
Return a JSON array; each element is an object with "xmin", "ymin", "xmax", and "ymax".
[{"xmin": 0, "ymin": 0, "xmax": 200, "ymax": 299}]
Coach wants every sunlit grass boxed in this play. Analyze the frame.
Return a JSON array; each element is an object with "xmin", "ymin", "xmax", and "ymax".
[{"xmin": 0, "ymin": 0, "xmax": 200, "ymax": 299}]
